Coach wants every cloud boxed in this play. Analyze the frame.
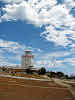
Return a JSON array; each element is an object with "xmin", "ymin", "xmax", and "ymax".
[
  {"xmin": 0, "ymin": 0, "xmax": 57, "ymax": 25},
  {"xmin": 0, "ymin": 39, "xmax": 25, "ymax": 53},
  {"xmin": 0, "ymin": 0, "xmax": 75, "ymax": 47},
  {"xmin": 36, "ymin": 56, "xmax": 64, "ymax": 68},
  {"xmin": 0, "ymin": 0, "xmax": 23, "ymax": 3},
  {"xmin": 0, "ymin": 54, "xmax": 19, "ymax": 67},
  {"xmin": 64, "ymin": 57, "xmax": 75, "ymax": 66},
  {"xmin": 70, "ymin": 43, "xmax": 75, "ymax": 48},
  {"xmin": 64, "ymin": 0, "xmax": 75, "ymax": 10},
  {"xmin": 41, "ymin": 25, "xmax": 72, "ymax": 47},
  {"xmin": 0, "ymin": 39, "xmax": 25, "ymax": 66},
  {"xmin": 0, "ymin": 39, "xmax": 74, "ymax": 74},
  {"xmin": 46, "ymin": 51, "xmax": 71, "ymax": 58},
  {"xmin": 35, "ymin": 49, "xmax": 75, "ymax": 69},
  {"xmin": 0, "ymin": 39, "xmax": 44, "ymax": 67}
]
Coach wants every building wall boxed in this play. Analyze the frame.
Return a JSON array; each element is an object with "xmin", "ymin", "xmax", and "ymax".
[{"xmin": 21, "ymin": 56, "xmax": 34, "ymax": 69}]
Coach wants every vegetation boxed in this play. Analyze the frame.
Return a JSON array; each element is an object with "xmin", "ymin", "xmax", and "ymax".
[
  {"xmin": 69, "ymin": 75, "xmax": 75, "ymax": 79},
  {"xmin": 38, "ymin": 67, "xmax": 46, "ymax": 75},
  {"xmin": 0, "ymin": 67, "xmax": 75, "ymax": 80},
  {"xmin": 26, "ymin": 68, "xmax": 33, "ymax": 74},
  {"xmin": 56, "ymin": 72, "xmax": 64, "ymax": 78},
  {"xmin": 2, "ymin": 67, "xmax": 7, "ymax": 72},
  {"xmin": 48, "ymin": 71, "xmax": 56, "ymax": 78},
  {"xmin": 47, "ymin": 71, "xmax": 70, "ymax": 79}
]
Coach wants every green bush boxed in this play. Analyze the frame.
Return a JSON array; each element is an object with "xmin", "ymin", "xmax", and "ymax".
[
  {"xmin": 38, "ymin": 67, "xmax": 46, "ymax": 75},
  {"xmin": 26, "ymin": 68, "xmax": 33, "ymax": 74}
]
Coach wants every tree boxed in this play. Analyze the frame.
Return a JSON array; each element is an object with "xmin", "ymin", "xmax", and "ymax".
[
  {"xmin": 48, "ymin": 71, "xmax": 64, "ymax": 78},
  {"xmin": 56, "ymin": 72, "xmax": 64, "ymax": 78},
  {"xmin": 26, "ymin": 68, "xmax": 33, "ymax": 74},
  {"xmin": 69, "ymin": 74, "xmax": 75, "ymax": 79},
  {"xmin": 38, "ymin": 67, "xmax": 46, "ymax": 75},
  {"xmin": 49, "ymin": 71, "xmax": 56, "ymax": 78},
  {"xmin": 64, "ymin": 75, "xmax": 69, "ymax": 79},
  {"xmin": 2, "ymin": 67, "xmax": 7, "ymax": 72}
]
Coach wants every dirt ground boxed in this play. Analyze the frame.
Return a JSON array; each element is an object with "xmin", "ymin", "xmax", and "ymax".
[{"xmin": 0, "ymin": 77, "xmax": 74, "ymax": 100}]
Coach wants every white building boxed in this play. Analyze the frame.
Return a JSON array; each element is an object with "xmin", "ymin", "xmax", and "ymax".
[{"xmin": 21, "ymin": 50, "xmax": 34, "ymax": 69}]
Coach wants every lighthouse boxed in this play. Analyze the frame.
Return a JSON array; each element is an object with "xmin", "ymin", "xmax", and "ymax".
[{"xmin": 21, "ymin": 50, "xmax": 34, "ymax": 69}]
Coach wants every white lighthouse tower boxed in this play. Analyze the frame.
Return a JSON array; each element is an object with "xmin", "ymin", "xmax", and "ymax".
[{"xmin": 21, "ymin": 50, "xmax": 34, "ymax": 69}]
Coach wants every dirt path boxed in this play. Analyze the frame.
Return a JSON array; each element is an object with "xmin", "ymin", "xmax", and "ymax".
[{"xmin": 53, "ymin": 78, "xmax": 75, "ymax": 99}]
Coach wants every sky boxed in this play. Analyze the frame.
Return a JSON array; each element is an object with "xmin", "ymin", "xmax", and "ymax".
[{"xmin": 0, "ymin": 0, "xmax": 75, "ymax": 75}]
